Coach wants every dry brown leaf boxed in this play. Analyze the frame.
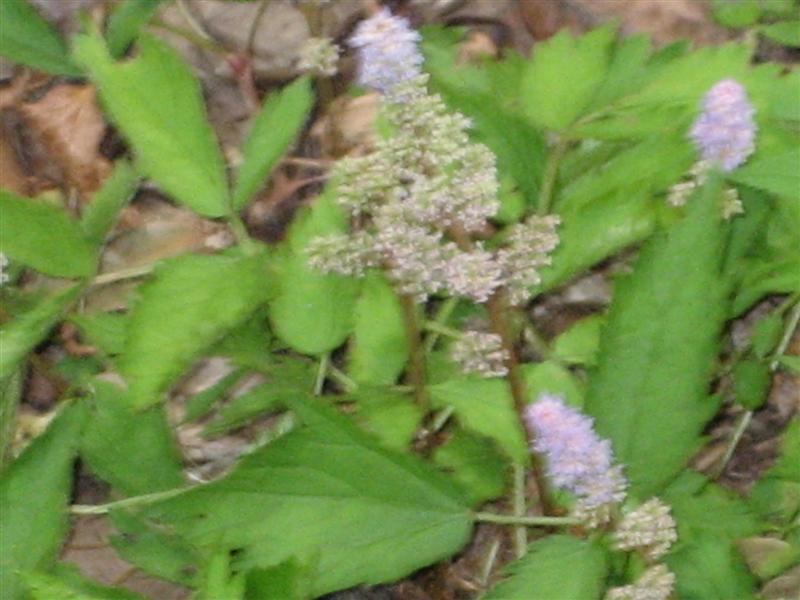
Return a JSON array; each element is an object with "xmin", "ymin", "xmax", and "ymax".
[
  {"xmin": 20, "ymin": 84, "xmax": 111, "ymax": 198},
  {"xmin": 0, "ymin": 132, "xmax": 29, "ymax": 194}
]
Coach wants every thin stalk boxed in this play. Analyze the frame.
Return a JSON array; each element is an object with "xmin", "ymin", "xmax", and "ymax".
[
  {"xmin": 150, "ymin": 20, "xmax": 226, "ymax": 56},
  {"xmin": 712, "ymin": 410, "xmax": 752, "ymax": 480},
  {"xmin": 478, "ymin": 538, "xmax": 501, "ymax": 588},
  {"xmin": 246, "ymin": 0, "xmax": 270, "ymax": 56},
  {"xmin": 92, "ymin": 264, "xmax": 154, "ymax": 287},
  {"xmin": 422, "ymin": 321, "xmax": 462, "ymax": 340},
  {"xmin": 400, "ymin": 294, "xmax": 428, "ymax": 411},
  {"xmin": 429, "ymin": 405, "xmax": 454, "ymax": 433},
  {"xmin": 424, "ymin": 297, "xmax": 459, "ymax": 352},
  {"xmin": 228, "ymin": 209, "xmax": 257, "ymax": 254},
  {"xmin": 314, "ymin": 352, "xmax": 330, "ymax": 395},
  {"xmin": 512, "ymin": 463, "xmax": 528, "ymax": 558},
  {"xmin": 328, "ymin": 365, "xmax": 357, "ymax": 393},
  {"xmin": 71, "ymin": 486, "xmax": 192, "ymax": 515},
  {"xmin": 474, "ymin": 512, "xmax": 580, "ymax": 527},
  {"xmin": 771, "ymin": 300, "xmax": 800, "ymax": 371},
  {"xmin": 537, "ymin": 136, "xmax": 568, "ymax": 215}
]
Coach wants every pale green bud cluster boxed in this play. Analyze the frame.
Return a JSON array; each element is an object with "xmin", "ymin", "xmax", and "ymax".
[{"xmin": 605, "ymin": 565, "xmax": 675, "ymax": 600}]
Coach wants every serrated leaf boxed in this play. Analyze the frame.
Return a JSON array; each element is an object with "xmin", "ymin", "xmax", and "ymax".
[
  {"xmin": 584, "ymin": 177, "xmax": 729, "ymax": 498},
  {"xmin": 731, "ymin": 149, "xmax": 800, "ymax": 201},
  {"xmin": 428, "ymin": 377, "xmax": 528, "ymax": 464},
  {"xmin": 0, "ymin": 0, "xmax": 80, "ymax": 75},
  {"xmin": 521, "ymin": 361, "xmax": 585, "ymax": 407},
  {"xmin": 483, "ymin": 535, "xmax": 608, "ymax": 600},
  {"xmin": 232, "ymin": 77, "xmax": 313, "ymax": 209},
  {"xmin": 349, "ymin": 272, "xmax": 409, "ymax": 385},
  {"xmin": 244, "ymin": 559, "xmax": 311, "ymax": 600},
  {"xmin": 713, "ymin": 0, "xmax": 762, "ymax": 28},
  {"xmin": 0, "ymin": 403, "xmax": 87, "ymax": 600},
  {"xmin": 109, "ymin": 510, "xmax": 200, "ymax": 587},
  {"xmin": 0, "ymin": 190, "xmax": 97, "ymax": 278},
  {"xmin": 269, "ymin": 194, "xmax": 359, "ymax": 355},
  {"xmin": 351, "ymin": 386, "xmax": 421, "ymax": 450},
  {"xmin": 433, "ymin": 428, "xmax": 508, "ymax": 505},
  {"xmin": 534, "ymin": 191, "xmax": 657, "ymax": 294},
  {"xmin": 73, "ymin": 33, "xmax": 229, "ymax": 217},
  {"xmin": 121, "ymin": 252, "xmax": 272, "ymax": 409},
  {"xmin": 760, "ymin": 21, "xmax": 800, "ymax": 47},
  {"xmin": 80, "ymin": 161, "xmax": 139, "ymax": 244},
  {"xmin": 23, "ymin": 564, "xmax": 146, "ymax": 600},
  {"xmin": 521, "ymin": 26, "xmax": 616, "ymax": 131},
  {"xmin": 69, "ymin": 312, "xmax": 129, "ymax": 356},
  {"xmin": 106, "ymin": 0, "xmax": 167, "ymax": 58},
  {"xmin": 140, "ymin": 397, "xmax": 472, "ymax": 597},
  {"xmin": 552, "ymin": 314, "xmax": 604, "ymax": 367},
  {"xmin": 81, "ymin": 378, "xmax": 183, "ymax": 495},
  {"xmin": 0, "ymin": 284, "xmax": 83, "ymax": 381}
]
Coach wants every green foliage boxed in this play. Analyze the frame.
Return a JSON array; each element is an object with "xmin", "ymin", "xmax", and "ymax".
[
  {"xmin": 483, "ymin": 535, "xmax": 608, "ymax": 599},
  {"xmin": 80, "ymin": 161, "xmax": 139, "ymax": 244},
  {"xmin": 244, "ymin": 560, "xmax": 311, "ymax": 600},
  {"xmin": 521, "ymin": 26, "xmax": 616, "ymax": 131},
  {"xmin": 428, "ymin": 376, "xmax": 528, "ymax": 464},
  {"xmin": 140, "ymin": 398, "xmax": 472, "ymax": 597},
  {"xmin": 760, "ymin": 20, "xmax": 800, "ymax": 47},
  {"xmin": 0, "ymin": 0, "xmax": 80, "ymax": 75},
  {"xmin": 433, "ymin": 428, "xmax": 508, "ymax": 505},
  {"xmin": 0, "ymin": 284, "xmax": 83, "ymax": 381},
  {"xmin": 106, "ymin": 0, "xmax": 167, "ymax": 58},
  {"xmin": 585, "ymin": 177, "xmax": 729, "ymax": 498},
  {"xmin": 349, "ymin": 272, "xmax": 409, "ymax": 385},
  {"xmin": 0, "ymin": 190, "xmax": 97, "ymax": 278},
  {"xmin": 351, "ymin": 386, "xmax": 422, "ymax": 450},
  {"xmin": 81, "ymin": 379, "xmax": 184, "ymax": 495},
  {"xmin": 749, "ymin": 420, "xmax": 800, "ymax": 526},
  {"xmin": 232, "ymin": 77, "xmax": 314, "ymax": 208},
  {"xmin": 522, "ymin": 361, "xmax": 585, "ymax": 407},
  {"xmin": 73, "ymin": 33, "xmax": 230, "ymax": 217},
  {"xmin": 552, "ymin": 315, "xmax": 604, "ymax": 367},
  {"xmin": 120, "ymin": 252, "xmax": 272, "ymax": 408},
  {"xmin": 69, "ymin": 312, "xmax": 129, "ymax": 357},
  {"xmin": 731, "ymin": 148, "xmax": 800, "ymax": 200},
  {"xmin": 270, "ymin": 193, "xmax": 360, "ymax": 355},
  {"xmin": 23, "ymin": 564, "xmax": 146, "ymax": 600},
  {"xmin": 733, "ymin": 359, "xmax": 772, "ymax": 410},
  {"xmin": 0, "ymin": 403, "xmax": 86, "ymax": 600}
]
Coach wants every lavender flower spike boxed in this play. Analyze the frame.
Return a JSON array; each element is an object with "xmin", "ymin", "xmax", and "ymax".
[
  {"xmin": 524, "ymin": 395, "xmax": 627, "ymax": 518},
  {"xmin": 690, "ymin": 79, "xmax": 756, "ymax": 172},
  {"xmin": 349, "ymin": 8, "xmax": 424, "ymax": 95}
]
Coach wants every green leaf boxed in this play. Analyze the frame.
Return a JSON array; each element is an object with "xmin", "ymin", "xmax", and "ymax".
[
  {"xmin": 73, "ymin": 33, "xmax": 229, "ymax": 217},
  {"xmin": 713, "ymin": 0, "xmax": 762, "ymax": 28},
  {"xmin": 80, "ymin": 161, "xmax": 139, "ymax": 244},
  {"xmin": 182, "ymin": 369, "xmax": 243, "ymax": 423},
  {"xmin": 433, "ymin": 428, "xmax": 508, "ymax": 505},
  {"xmin": 1, "ymin": 370, "xmax": 23, "ymax": 467},
  {"xmin": 534, "ymin": 191, "xmax": 657, "ymax": 294},
  {"xmin": 120, "ymin": 252, "xmax": 272, "ymax": 409},
  {"xmin": 106, "ymin": 0, "xmax": 167, "ymax": 58},
  {"xmin": 352, "ymin": 386, "xmax": 422, "ymax": 450},
  {"xmin": 349, "ymin": 272, "xmax": 409, "ymax": 385},
  {"xmin": 141, "ymin": 397, "xmax": 472, "ymax": 597},
  {"xmin": 428, "ymin": 377, "xmax": 528, "ymax": 464},
  {"xmin": 552, "ymin": 314, "xmax": 604, "ymax": 367},
  {"xmin": 0, "ymin": 0, "xmax": 80, "ymax": 75},
  {"xmin": 197, "ymin": 552, "xmax": 245, "ymax": 600},
  {"xmin": 244, "ymin": 560, "xmax": 311, "ymax": 600},
  {"xmin": 0, "ymin": 284, "xmax": 83, "ymax": 381},
  {"xmin": 81, "ymin": 378, "xmax": 183, "ymax": 495},
  {"xmin": 779, "ymin": 355, "xmax": 800, "ymax": 374},
  {"xmin": 667, "ymin": 533, "xmax": 757, "ymax": 600},
  {"xmin": 0, "ymin": 403, "xmax": 87, "ymax": 600},
  {"xmin": 749, "ymin": 420, "xmax": 800, "ymax": 525},
  {"xmin": 731, "ymin": 149, "xmax": 800, "ymax": 200},
  {"xmin": 69, "ymin": 312, "xmax": 129, "ymax": 356},
  {"xmin": 521, "ymin": 26, "xmax": 615, "ymax": 131},
  {"xmin": 587, "ymin": 34, "xmax": 652, "ymax": 112},
  {"xmin": 232, "ymin": 77, "xmax": 313, "ymax": 208},
  {"xmin": 521, "ymin": 361, "xmax": 585, "ymax": 407},
  {"xmin": 483, "ymin": 535, "xmax": 608, "ymax": 600},
  {"xmin": 733, "ymin": 359, "xmax": 772, "ymax": 410},
  {"xmin": 0, "ymin": 190, "xmax": 97, "ymax": 278},
  {"xmin": 760, "ymin": 21, "xmax": 800, "ymax": 47},
  {"xmin": 23, "ymin": 564, "xmax": 146, "ymax": 600},
  {"xmin": 109, "ymin": 510, "xmax": 200, "ymax": 587},
  {"xmin": 584, "ymin": 177, "xmax": 729, "ymax": 498},
  {"xmin": 269, "ymin": 194, "xmax": 360, "ymax": 354}
]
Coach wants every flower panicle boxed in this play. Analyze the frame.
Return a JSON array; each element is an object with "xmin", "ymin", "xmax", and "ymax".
[
  {"xmin": 613, "ymin": 498, "xmax": 678, "ymax": 561},
  {"xmin": 605, "ymin": 565, "xmax": 676, "ymax": 600},
  {"xmin": 450, "ymin": 331, "xmax": 509, "ymax": 378}
]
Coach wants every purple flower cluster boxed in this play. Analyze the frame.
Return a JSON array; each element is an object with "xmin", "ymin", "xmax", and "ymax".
[
  {"xmin": 689, "ymin": 79, "xmax": 756, "ymax": 172},
  {"xmin": 524, "ymin": 395, "xmax": 627, "ymax": 514},
  {"xmin": 349, "ymin": 8, "xmax": 424, "ymax": 95}
]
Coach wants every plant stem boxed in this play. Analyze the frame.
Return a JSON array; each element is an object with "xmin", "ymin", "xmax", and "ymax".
[
  {"xmin": 92, "ymin": 264, "xmax": 155, "ymax": 287},
  {"xmin": 400, "ymin": 294, "xmax": 428, "ymax": 412},
  {"xmin": 424, "ymin": 297, "xmax": 459, "ymax": 352},
  {"xmin": 479, "ymin": 538, "xmax": 501, "ymax": 587},
  {"xmin": 314, "ymin": 352, "xmax": 330, "ymax": 395},
  {"xmin": 71, "ymin": 486, "xmax": 192, "ymax": 515},
  {"xmin": 712, "ymin": 410, "xmax": 752, "ymax": 480},
  {"xmin": 537, "ymin": 136, "xmax": 568, "ymax": 215},
  {"xmin": 422, "ymin": 320, "xmax": 462, "ymax": 340},
  {"xmin": 474, "ymin": 512, "xmax": 580, "ymax": 527},
  {"xmin": 512, "ymin": 463, "xmax": 528, "ymax": 558},
  {"xmin": 328, "ymin": 366, "xmax": 357, "ymax": 393},
  {"xmin": 228, "ymin": 210, "xmax": 257, "ymax": 254},
  {"xmin": 487, "ymin": 290, "xmax": 553, "ymax": 516},
  {"xmin": 771, "ymin": 300, "xmax": 800, "ymax": 371}
]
